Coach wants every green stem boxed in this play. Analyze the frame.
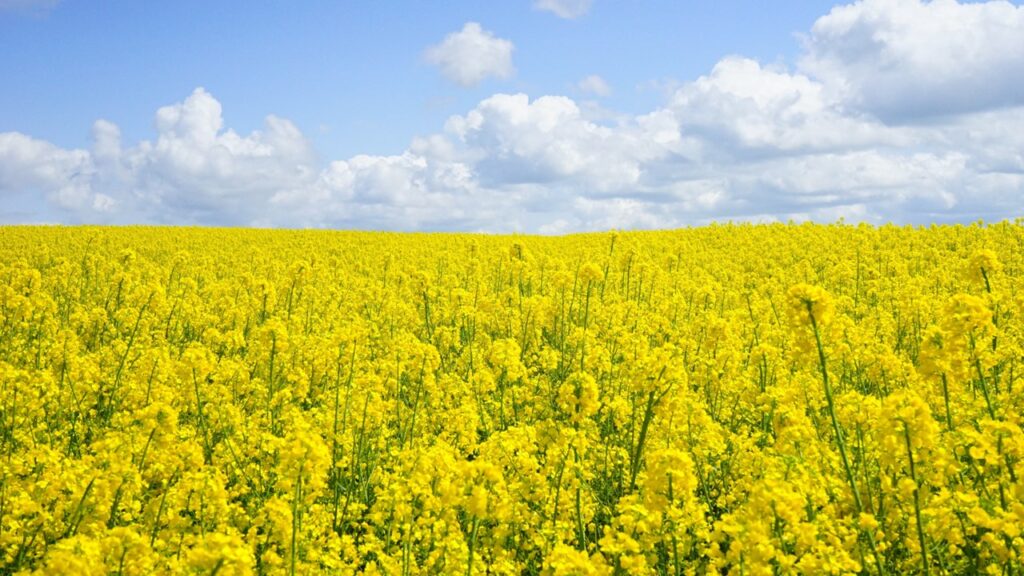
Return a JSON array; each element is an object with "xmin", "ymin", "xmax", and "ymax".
[
  {"xmin": 466, "ymin": 516, "xmax": 480, "ymax": 576},
  {"xmin": 291, "ymin": 462, "xmax": 304, "ymax": 576},
  {"xmin": 940, "ymin": 373, "xmax": 953, "ymax": 431},
  {"xmin": 902, "ymin": 422, "xmax": 929, "ymax": 576},
  {"xmin": 807, "ymin": 304, "xmax": 886, "ymax": 576}
]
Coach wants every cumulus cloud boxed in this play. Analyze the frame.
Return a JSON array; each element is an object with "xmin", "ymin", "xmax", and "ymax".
[
  {"xmin": 0, "ymin": 132, "xmax": 112, "ymax": 215},
  {"xmin": 533, "ymin": 0, "xmax": 593, "ymax": 19},
  {"xmin": 134, "ymin": 88, "xmax": 317, "ymax": 222},
  {"xmin": 1, "ymin": 88, "xmax": 322, "ymax": 225},
  {"xmin": 445, "ymin": 93, "xmax": 669, "ymax": 192},
  {"xmin": 800, "ymin": 0, "xmax": 1024, "ymax": 121},
  {"xmin": 424, "ymin": 22, "xmax": 515, "ymax": 87},
  {"xmin": 577, "ymin": 75, "xmax": 611, "ymax": 97},
  {"xmin": 272, "ymin": 154, "xmax": 505, "ymax": 231},
  {"xmin": 669, "ymin": 57, "xmax": 905, "ymax": 155},
  {"xmin": 2, "ymin": 0, "xmax": 1023, "ymax": 231}
]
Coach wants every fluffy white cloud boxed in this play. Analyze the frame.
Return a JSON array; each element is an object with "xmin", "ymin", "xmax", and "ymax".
[
  {"xmin": 669, "ymin": 57, "xmax": 907, "ymax": 154},
  {"xmin": 1, "ymin": 88, "xmax": 321, "ymax": 225},
  {"xmin": 102, "ymin": 88, "xmax": 320, "ymax": 225},
  {"xmin": 577, "ymin": 75, "xmax": 611, "ymax": 97},
  {"xmin": 445, "ymin": 93, "xmax": 670, "ymax": 193},
  {"xmin": 3, "ymin": 82, "xmax": 1022, "ymax": 230},
  {"xmin": 800, "ymin": 0, "xmax": 1024, "ymax": 121},
  {"xmin": 424, "ymin": 22, "xmax": 515, "ymax": 87},
  {"xmin": 136, "ymin": 89, "xmax": 316, "ymax": 221},
  {"xmin": 0, "ymin": 132, "xmax": 112, "ymax": 215},
  {"xmin": 533, "ymin": 0, "xmax": 592, "ymax": 19}
]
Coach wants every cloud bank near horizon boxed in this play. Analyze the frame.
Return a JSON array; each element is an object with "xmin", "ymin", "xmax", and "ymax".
[{"xmin": 2, "ymin": 0, "xmax": 1023, "ymax": 232}]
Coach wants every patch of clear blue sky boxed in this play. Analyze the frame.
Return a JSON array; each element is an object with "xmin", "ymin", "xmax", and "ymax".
[{"xmin": 1, "ymin": 1, "xmax": 840, "ymax": 161}]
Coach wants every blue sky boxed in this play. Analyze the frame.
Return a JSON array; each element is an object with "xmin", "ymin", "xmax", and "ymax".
[
  {"xmin": 1, "ymin": 0, "xmax": 1023, "ymax": 231},
  {"xmin": 2, "ymin": 1, "xmax": 838, "ymax": 156}
]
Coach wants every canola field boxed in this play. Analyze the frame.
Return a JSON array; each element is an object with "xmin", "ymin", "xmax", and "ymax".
[{"xmin": 0, "ymin": 224, "xmax": 1022, "ymax": 575}]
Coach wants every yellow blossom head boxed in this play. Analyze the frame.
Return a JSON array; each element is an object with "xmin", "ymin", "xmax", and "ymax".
[{"xmin": 786, "ymin": 283, "xmax": 835, "ymax": 327}]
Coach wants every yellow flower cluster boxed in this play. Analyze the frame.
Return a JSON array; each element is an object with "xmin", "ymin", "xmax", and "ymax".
[{"xmin": 0, "ymin": 222, "xmax": 1022, "ymax": 575}]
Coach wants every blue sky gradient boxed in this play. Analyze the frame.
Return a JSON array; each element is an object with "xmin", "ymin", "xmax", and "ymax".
[
  {"xmin": 2, "ymin": 1, "xmax": 839, "ymax": 157},
  {"xmin": 1, "ymin": 0, "xmax": 1022, "ymax": 230}
]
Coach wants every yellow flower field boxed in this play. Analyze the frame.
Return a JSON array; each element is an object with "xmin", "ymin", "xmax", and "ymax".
[{"xmin": 0, "ymin": 223, "xmax": 1021, "ymax": 575}]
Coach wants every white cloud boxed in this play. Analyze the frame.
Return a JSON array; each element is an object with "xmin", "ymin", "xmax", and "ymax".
[
  {"xmin": 1, "ymin": 88, "xmax": 320, "ymax": 225},
  {"xmin": 800, "ymin": 0, "xmax": 1024, "ymax": 121},
  {"xmin": 573, "ymin": 197, "xmax": 675, "ymax": 229},
  {"xmin": 122, "ymin": 88, "xmax": 318, "ymax": 224},
  {"xmin": 445, "ymin": 93, "xmax": 681, "ymax": 195},
  {"xmin": 424, "ymin": 22, "xmax": 515, "ymax": 87},
  {"xmin": 272, "ymin": 146, "xmax": 527, "ymax": 231},
  {"xmin": 669, "ymin": 57, "xmax": 905, "ymax": 154},
  {"xmin": 0, "ymin": 132, "xmax": 110, "ymax": 215},
  {"xmin": 577, "ymin": 75, "xmax": 611, "ymax": 97},
  {"xmin": 533, "ymin": 0, "xmax": 592, "ymax": 19},
  {"xmin": 3, "ymin": 79, "xmax": 1022, "ymax": 230}
]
